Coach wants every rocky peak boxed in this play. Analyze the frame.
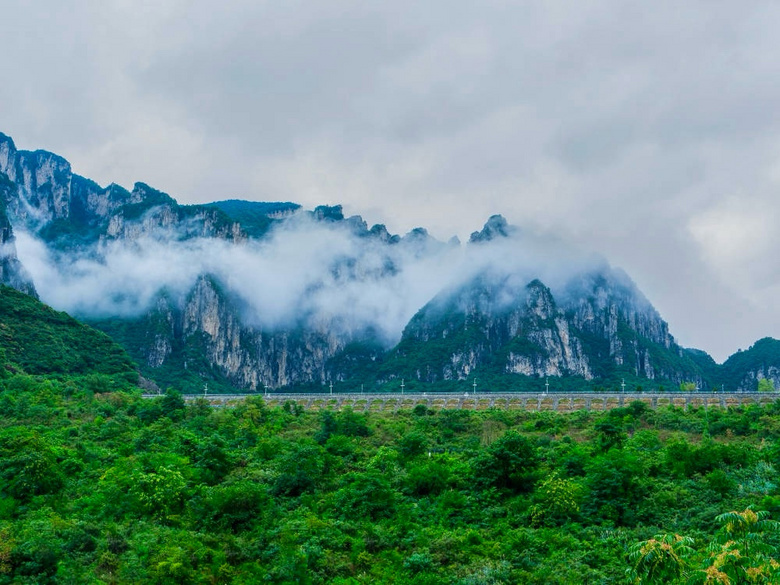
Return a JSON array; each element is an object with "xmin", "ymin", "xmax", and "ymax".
[
  {"xmin": 0, "ymin": 133, "xmax": 17, "ymax": 178},
  {"xmin": 369, "ymin": 223, "xmax": 400, "ymax": 244},
  {"xmin": 469, "ymin": 214, "xmax": 515, "ymax": 243},
  {"xmin": 344, "ymin": 214, "xmax": 369, "ymax": 235},
  {"xmin": 402, "ymin": 227, "xmax": 430, "ymax": 243},
  {"xmin": 313, "ymin": 204, "xmax": 344, "ymax": 222},
  {"xmin": 525, "ymin": 279, "xmax": 556, "ymax": 320},
  {"xmin": 131, "ymin": 182, "xmax": 176, "ymax": 207}
]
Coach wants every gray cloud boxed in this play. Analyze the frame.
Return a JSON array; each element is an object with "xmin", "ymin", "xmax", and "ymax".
[{"xmin": 4, "ymin": 1, "xmax": 780, "ymax": 360}]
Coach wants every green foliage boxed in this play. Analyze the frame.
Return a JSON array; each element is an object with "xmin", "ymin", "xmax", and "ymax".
[
  {"xmin": 0, "ymin": 285, "xmax": 137, "ymax": 380},
  {"xmin": 628, "ymin": 508, "xmax": 780, "ymax": 584},
  {"xmin": 529, "ymin": 473, "xmax": 582, "ymax": 526},
  {"xmin": 0, "ymin": 430, "xmax": 63, "ymax": 500},
  {"xmin": 472, "ymin": 430, "xmax": 538, "ymax": 492},
  {"xmin": 585, "ymin": 448, "xmax": 644, "ymax": 526},
  {"xmin": 333, "ymin": 472, "xmax": 395, "ymax": 520},
  {"xmin": 627, "ymin": 533, "xmax": 694, "ymax": 584},
  {"xmin": 160, "ymin": 388, "xmax": 185, "ymax": 419},
  {"xmin": 2, "ymin": 366, "xmax": 780, "ymax": 582}
]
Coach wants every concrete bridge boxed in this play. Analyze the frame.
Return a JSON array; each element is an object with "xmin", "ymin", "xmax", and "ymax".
[{"xmin": 144, "ymin": 391, "xmax": 780, "ymax": 413}]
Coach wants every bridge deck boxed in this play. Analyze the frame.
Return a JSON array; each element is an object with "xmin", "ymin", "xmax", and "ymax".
[{"xmin": 142, "ymin": 392, "xmax": 779, "ymax": 412}]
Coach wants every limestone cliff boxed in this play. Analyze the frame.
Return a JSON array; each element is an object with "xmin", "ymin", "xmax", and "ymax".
[
  {"xmin": 0, "ymin": 166, "xmax": 36, "ymax": 296},
  {"xmin": 0, "ymin": 133, "xmax": 242, "ymax": 247}
]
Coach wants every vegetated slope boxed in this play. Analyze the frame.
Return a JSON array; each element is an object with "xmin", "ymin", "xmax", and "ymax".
[
  {"xmin": 0, "ymin": 284, "xmax": 137, "ymax": 378},
  {"xmin": 718, "ymin": 337, "xmax": 780, "ymax": 391},
  {"xmin": 1, "ymin": 376, "xmax": 779, "ymax": 583}
]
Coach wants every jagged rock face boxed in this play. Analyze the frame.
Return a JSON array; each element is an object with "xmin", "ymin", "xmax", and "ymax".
[
  {"xmin": 399, "ymin": 277, "xmax": 594, "ymax": 382},
  {"xmin": 469, "ymin": 214, "xmax": 516, "ymax": 243},
  {"xmin": 735, "ymin": 367, "xmax": 780, "ymax": 392},
  {"xmin": 565, "ymin": 272, "xmax": 672, "ymax": 348},
  {"xmin": 556, "ymin": 270, "xmax": 693, "ymax": 382},
  {"xmin": 396, "ymin": 270, "xmax": 704, "ymax": 385},
  {"xmin": 129, "ymin": 275, "xmax": 353, "ymax": 390},
  {"xmin": 0, "ymin": 177, "xmax": 37, "ymax": 296},
  {"xmin": 0, "ymin": 220, "xmax": 36, "ymax": 297},
  {"xmin": 0, "ymin": 136, "xmax": 71, "ymax": 227},
  {"xmin": 0, "ymin": 134, "xmax": 242, "ymax": 246},
  {"xmin": 718, "ymin": 338, "xmax": 780, "ymax": 392}
]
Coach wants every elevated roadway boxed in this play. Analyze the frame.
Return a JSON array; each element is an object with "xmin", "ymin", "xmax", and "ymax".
[{"xmin": 143, "ymin": 391, "xmax": 780, "ymax": 412}]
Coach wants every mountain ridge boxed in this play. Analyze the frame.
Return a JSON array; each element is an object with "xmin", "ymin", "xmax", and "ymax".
[{"xmin": 0, "ymin": 131, "xmax": 777, "ymax": 393}]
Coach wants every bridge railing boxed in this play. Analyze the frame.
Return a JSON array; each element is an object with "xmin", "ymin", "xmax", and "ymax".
[{"xmin": 141, "ymin": 391, "xmax": 778, "ymax": 400}]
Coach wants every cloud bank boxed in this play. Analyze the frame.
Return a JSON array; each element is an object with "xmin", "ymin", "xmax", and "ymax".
[{"xmin": 15, "ymin": 212, "xmax": 607, "ymax": 346}]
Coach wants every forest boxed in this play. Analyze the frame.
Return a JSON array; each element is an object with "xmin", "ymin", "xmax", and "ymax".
[{"xmin": 1, "ymin": 371, "xmax": 779, "ymax": 584}]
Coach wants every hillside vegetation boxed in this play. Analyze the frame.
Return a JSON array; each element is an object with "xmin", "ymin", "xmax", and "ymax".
[
  {"xmin": 1, "ymin": 373, "xmax": 780, "ymax": 583},
  {"xmin": 0, "ymin": 285, "xmax": 137, "ymax": 382}
]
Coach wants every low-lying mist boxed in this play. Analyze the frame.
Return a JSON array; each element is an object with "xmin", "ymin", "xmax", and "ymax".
[{"xmin": 15, "ymin": 212, "xmax": 612, "ymax": 346}]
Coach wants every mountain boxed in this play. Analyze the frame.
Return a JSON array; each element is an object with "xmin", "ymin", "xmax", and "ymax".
[
  {"xmin": 716, "ymin": 338, "xmax": 780, "ymax": 392},
  {"xmin": 204, "ymin": 200, "xmax": 300, "ymax": 239},
  {"xmin": 0, "ymin": 131, "xmax": 778, "ymax": 393},
  {"xmin": 0, "ymin": 284, "xmax": 137, "ymax": 381}
]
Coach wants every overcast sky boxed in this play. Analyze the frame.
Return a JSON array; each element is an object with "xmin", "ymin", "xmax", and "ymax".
[{"xmin": 3, "ymin": 1, "xmax": 780, "ymax": 361}]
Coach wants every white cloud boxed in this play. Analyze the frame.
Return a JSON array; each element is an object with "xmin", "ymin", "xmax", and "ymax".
[{"xmin": 15, "ymin": 211, "xmax": 607, "ymax": 348}]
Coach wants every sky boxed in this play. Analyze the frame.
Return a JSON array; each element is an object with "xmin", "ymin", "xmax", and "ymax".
[{"xmin": 3, "ymin": 1, "xmax": 780, "ymax": 362}]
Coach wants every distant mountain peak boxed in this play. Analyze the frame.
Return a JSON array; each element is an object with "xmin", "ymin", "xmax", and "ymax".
[
  {"xmin": 469, "ymin": 214, "xmax": 516, "ymax": 243},
  {"xmin": 0, "ymin": 132, "xmax": 16, "ymax": 150},
  {"xmin": 313, "ymin": 204, "xmax": 344, "ymax": 222}
]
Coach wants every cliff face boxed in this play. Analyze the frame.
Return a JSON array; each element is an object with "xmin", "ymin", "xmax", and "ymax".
[
  {"xmin": 392, "ymin": 268, "xmax": 700, "ymax": 386},
  {"xmin": 0, "ymin": 165, "xmax": 36, "ymax": 296},
  {"xmin": 99, "ymin": 275, "xmax": 353, "ymax": 391},
  {"xmin": 0, "ymin": 133, "xmax": 241, "ymax": 248},
  {"xmin": 0, "ymin": 135, "xmax": 71, "ymax": 228}
]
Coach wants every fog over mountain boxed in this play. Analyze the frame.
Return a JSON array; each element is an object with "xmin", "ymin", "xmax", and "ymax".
[
  {"xmin": 14, "ymin": 203, "xmax": 608, "ymax": 348},
  {"xmin": 3, "ymin": 130, "xmax": 780, "ymax": 393}
]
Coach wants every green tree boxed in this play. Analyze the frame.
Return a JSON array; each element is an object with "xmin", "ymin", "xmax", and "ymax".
[
  {"xmin": 160, "ymin": 388, "xmax": 185, "ymax": 420},
  {"xmin": 473, "ymin": 430, "xmax": 538, "ymax": 492},
  {"xmin": 627, "ymin": 533, "xmax": 694, "ymax": 584},
  {"xmin": 690, "ymin": 508, "xmax": 780, "ymax": 584},
  {"xmin": 130, "ymin": 466, "xmax": 188, "ymax": 520},
  {"xmin": 529, "ymin": 473, "xmax": 582, "ymax": 526},
  {"xmin": 333, "ymin": 472, "xmax": 395, "ymax": 520},
  {"xmin": 585, "ymin": 449, "xmax": 644, "ymax": 526},
  {"xmin": 0, "ymin": 431, "xmax": 63, "ymax": 500}
]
